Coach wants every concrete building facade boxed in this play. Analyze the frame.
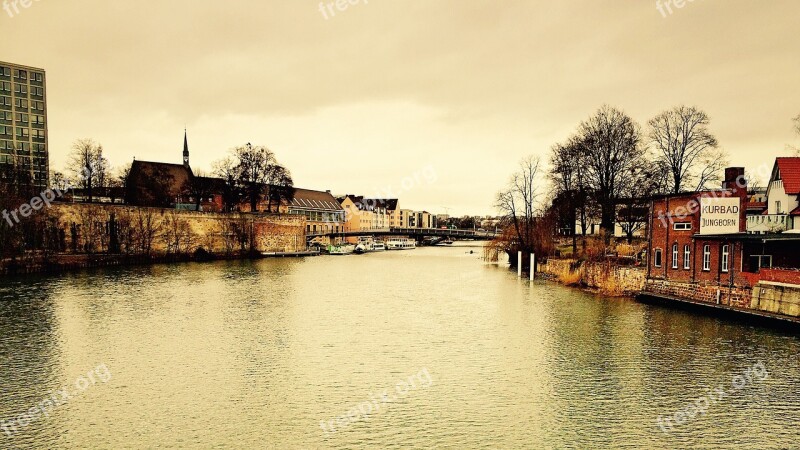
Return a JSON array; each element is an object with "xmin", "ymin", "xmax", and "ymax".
[{"xmin": 0, "ymin": 61, "xmax": 48, "ymax": 188}]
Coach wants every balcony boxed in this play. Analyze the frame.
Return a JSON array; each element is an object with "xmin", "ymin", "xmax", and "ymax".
[{"xmin": 747, "ymin": 214, "xmax": 793, "ymax": 233}]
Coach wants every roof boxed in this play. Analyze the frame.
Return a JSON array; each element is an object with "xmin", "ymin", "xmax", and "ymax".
[
  {"xmin": 129, "ymin": 160, "xmax": 193, "ymax": 192},
  {"xmin": 747, "ymin": 201, "xmax": 767, "ymax": 211},
  {"xmin": 290, "ymin": 188, "xmax": 342, "ymax": 211},
  {"xmin": 775, "ymin": 157, "xmax": 800, "ymax": 195},
  {"xmin": 790, "ymin": 205, "xmax": 800, "ymax": 216},
  {"xmin": 195, "ymin": 176, "xmax": 228, "ymax": 192}
]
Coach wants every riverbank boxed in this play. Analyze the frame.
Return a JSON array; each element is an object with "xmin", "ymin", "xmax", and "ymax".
[
  {"xmin": 536, "ymin": 257, "xmax": 800, "ymax": 327},
  {"xmin": 538, "ymin": 258, "xmax": 645, "ymax": 297},
  {"xmin": 0, "ymin": 250, "xmax": 264, "ymax": 276},
  {"xmin": 0, "ymin": 202, "xmax": 308, "ymax": 276}
]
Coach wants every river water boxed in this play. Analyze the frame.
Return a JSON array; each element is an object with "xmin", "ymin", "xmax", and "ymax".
[{"xmin": 0, "ymin": 243, "xmax": 799, "ymax": 449}]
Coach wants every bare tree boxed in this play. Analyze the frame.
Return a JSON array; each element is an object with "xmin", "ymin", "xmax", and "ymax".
[
  {"xmin": 616, "ymin": 159, "xmax": 661, "ymax": 243},
  {"xmin": 213, "ymin": 156, "xmax": 240, "ymax": 212},
  {"xmin": 648, "ymin": 106, "xmax": 726, "ymax": 194},
  {"xmin": 265, "ymin": 165, "xmax": 295, "ymax": 213},
  {"xmin": 496, "ymin": 156, "xmax": 550, "ymax": 266},
  {"xmin": 578, "ymin": 105, "xmax": 646, "ymax": 235},
  {"xmin": 67, "ymin": 139, "xmax": 109, "ymax": 203},
  {"xmin": 184, "ymin": 170, "xmax": 217, "ymax": 211},
  {"xmin": 233, "ymin": 143, "xmax": 276, "ymax": 213},
  {"xmin": 793, "ymin": 114, "xmax": 800, "ymax": 154},
  {"xmin": 550, "ymin": 135, "xmax": 593, "ymax": 254}
]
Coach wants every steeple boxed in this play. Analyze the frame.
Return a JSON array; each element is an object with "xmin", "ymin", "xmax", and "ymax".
[{"xmin": 182, "ymin": 129, "xmax": 190, "ymax": 168}]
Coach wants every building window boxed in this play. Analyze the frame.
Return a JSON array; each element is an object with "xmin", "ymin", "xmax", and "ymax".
[
  {"xmin": 721, "ymin": 245, "xmax": 730, "ymax": 273},
  {"xmin": 776, "ymin": 201, "xmax": 782, "ymax": 214},
  {"xmin": 684, "ymin": 245, "xmax": 691, "ymax": 270},
  {"xmin": 673, "ymin": 223, "xmax": 692, "ymax": 231},
  {"xmin": 13, "ymin": 83, "xmax": 27, "ymax": 95},
  {"xmin": 703, "ymin": 245, "xmax": 711, "ymax": 271},
  {"xmin": 672, "ymin": 243, "xmax": 679, "ymax": 269},
  {"xmin": 749, "ymin": 255, "xmax": 773, "ymax": 271},
  {"xmin": 654, "ymin": 249, "xmax": 663, "ymax": 268}
]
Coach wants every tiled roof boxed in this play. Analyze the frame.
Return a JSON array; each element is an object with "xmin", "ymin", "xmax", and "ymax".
[
  {"xmin": 747, "ymin": 201, "xmax": 767, "ymax": 211},
  {"xmin": 790, "ymin": 205, "xmax": 800, "ymax": 216},
  {"xmin": 776, "ymin": 157, "xmax": 800, "ymax": 195},
  {"xmin": 129, "ymin": 160, "xmax": 193, "ymax": 193},
  {"xmin": 290, "ymin": 188, "xmax": 342, "ymax": 211}
]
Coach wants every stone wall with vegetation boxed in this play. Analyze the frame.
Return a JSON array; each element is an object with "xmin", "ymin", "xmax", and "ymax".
[
  {"xmin": 1, "ymin": 203, "xmax": 306, "ymax": 274},
  {"xmin": 540, "ymin": 258, "xmax": 646, "ymax": 296},
  {"xmin": 50, "ymin": 203, "xmax": 305, "ymax": 254}
]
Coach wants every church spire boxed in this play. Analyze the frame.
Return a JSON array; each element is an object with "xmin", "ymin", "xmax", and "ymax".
[{"xmin": 183, "ymin": 129, "xmax": 190, "ymax": 168}]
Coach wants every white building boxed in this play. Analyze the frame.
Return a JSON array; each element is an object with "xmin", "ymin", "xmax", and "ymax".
[{"xmin": 747, "ymin": 157, "xmax": 800, "ymax": 234}]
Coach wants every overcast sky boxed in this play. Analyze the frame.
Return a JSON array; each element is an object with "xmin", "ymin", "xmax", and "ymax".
[{"xmin": 2, "ymin": 0, "xmax": 799, "ymax": 215}]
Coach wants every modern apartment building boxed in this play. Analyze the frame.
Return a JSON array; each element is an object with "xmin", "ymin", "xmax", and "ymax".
[{"xmin": 0, "ymin": 61, "xmax": 48, "ymax": 188}]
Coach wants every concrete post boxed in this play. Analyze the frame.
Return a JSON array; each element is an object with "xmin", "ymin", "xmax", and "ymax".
[
  {"xmin": 530, "ymin": 253, "xmax": 535, "ymax": 281},
  {"xmin": 518, "ymin": 251, "xmax": 522, "ymax": 277}
]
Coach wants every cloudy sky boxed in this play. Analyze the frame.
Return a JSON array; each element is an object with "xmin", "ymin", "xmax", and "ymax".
[{"xmin": 2, "ymin": 0, "xmax": 799, "ymax": 215}]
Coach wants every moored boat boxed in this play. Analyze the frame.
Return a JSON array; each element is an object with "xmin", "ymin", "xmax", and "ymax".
[
  {"xmin": 327, "ymin": 244, "xmax": 355, "ymax": 255},
  {"xmin": 386, "ymin": 238, "xmax": 416, "ymax": 250}
]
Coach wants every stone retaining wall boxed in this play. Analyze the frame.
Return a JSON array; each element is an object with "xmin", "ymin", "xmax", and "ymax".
[{"xmin": 540, "ymin": 259, "xmax": 646, "ymax": 296}]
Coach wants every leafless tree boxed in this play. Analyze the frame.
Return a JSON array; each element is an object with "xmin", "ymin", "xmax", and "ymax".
[
  {"xmin": 496, "ymin": 156, "xmax": 550, "ymax": 264},
  {"xmin": 792, "ymin": 114, "xmax": 800, "ymax": 154},
  {"xmin": 161, "ymin": 211, "xmax": 195, "ymax": 255},
  {"xmin": 213, "ymin": 156, "xmax": 240, "ymax": 212},
  {"xmin": 184, "ymin": 170, "xmax": 217, "ymax": 211},
  {"xmin": 648, "ymin": 106, "xmax": 726, "ymax": 193},
  {"xmin": 578, "ymin": 105, "xmax": 646, "ymax": 235},
  {"xmin": 67, "ymin": 139, "xmax": 109, "ymax": 203},
  {"xmin": 550, "ymin": 135, "xmax": 593, "ymax": 253}
]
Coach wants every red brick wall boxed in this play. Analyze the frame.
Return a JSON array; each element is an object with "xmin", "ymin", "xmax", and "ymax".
[{"xmin": 647, "ymin": 188, "xmax": 747, "ymax": 286}]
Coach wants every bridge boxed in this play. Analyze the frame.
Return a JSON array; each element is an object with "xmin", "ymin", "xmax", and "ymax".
[{"xmin": 307, "ymin": 227, "xmax": 498, "ymax": 241}]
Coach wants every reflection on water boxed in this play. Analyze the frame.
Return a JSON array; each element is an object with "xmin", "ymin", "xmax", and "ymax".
[{"xmin": 1, "ymin": 244, "xmax": 799, "ymax": 449}]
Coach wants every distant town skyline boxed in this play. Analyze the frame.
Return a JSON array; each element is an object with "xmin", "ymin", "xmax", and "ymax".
[{"xmin": 2, "ymin": 0, "xmax": 799, "ymax": 216}]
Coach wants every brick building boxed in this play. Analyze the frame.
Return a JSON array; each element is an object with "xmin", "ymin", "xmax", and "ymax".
[{"xmin": 644, "ymin": 167, "xmax": 800, "ymax": 313}]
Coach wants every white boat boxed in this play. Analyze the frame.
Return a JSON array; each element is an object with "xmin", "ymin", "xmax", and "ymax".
[
  {"xmin": 355, "ymin": 236, "xmax": 387, "ymax": 253},
  {"xmin": 386, "ymin": 238, "xmax": 416, "ymax": 250}
]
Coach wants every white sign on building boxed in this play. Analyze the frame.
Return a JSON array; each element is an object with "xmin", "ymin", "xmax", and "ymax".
[{"xmin": 700, "ymin": 197, "xmax": 741, "ymax": 234}]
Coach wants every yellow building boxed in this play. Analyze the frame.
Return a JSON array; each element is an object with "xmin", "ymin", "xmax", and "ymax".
[{"xmin": 339, "ymin": 195, "xmax": 398, "ymax": 231}]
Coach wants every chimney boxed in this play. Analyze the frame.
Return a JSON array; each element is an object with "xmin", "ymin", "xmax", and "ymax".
[{"xmin": 723, "ymin": 167, "xmax": 746, "ymax": 195}]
